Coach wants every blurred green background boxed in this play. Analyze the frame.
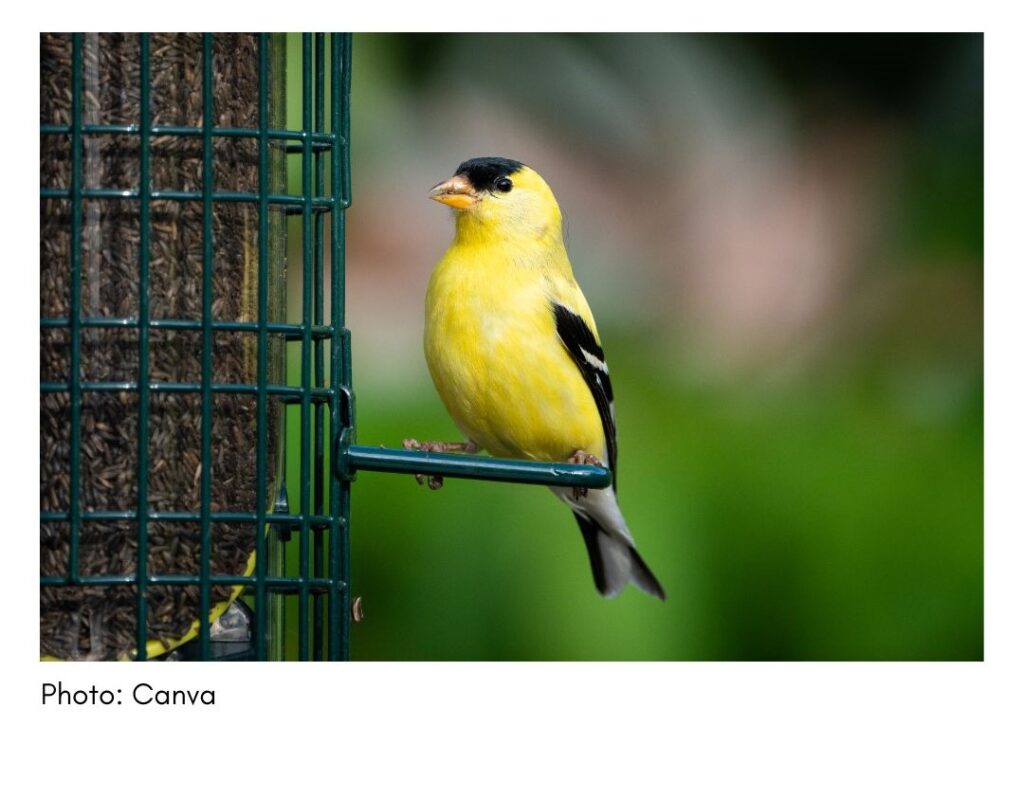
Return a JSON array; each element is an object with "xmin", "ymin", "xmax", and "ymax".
[{"xmin": 289, "ymin": 33, "xmax": 982, "ymax": 660}]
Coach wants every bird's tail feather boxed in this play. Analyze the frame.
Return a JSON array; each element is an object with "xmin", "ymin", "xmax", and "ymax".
[{"xmin": 573, "ymin": 512, "xmax": 666, "ymax": 600}]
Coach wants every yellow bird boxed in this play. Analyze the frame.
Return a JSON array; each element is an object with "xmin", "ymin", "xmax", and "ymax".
[{"xmin": 409, "ymin": 156, "xmax": 664, "ymax": 600}]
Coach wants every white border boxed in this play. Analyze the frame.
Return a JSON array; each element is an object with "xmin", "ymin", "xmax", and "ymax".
[{"xmin": 5, "ymin": 11, "xmax": 1021, "ymax": 797}]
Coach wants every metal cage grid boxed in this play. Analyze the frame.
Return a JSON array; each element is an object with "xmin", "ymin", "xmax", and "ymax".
[
  {"xmin": 40, "ymin": 32, "xmax": 354, "ymax": 660},
  {"xmin": 40, "ymin": 31, "xmax": 611, "ymax": 661}
]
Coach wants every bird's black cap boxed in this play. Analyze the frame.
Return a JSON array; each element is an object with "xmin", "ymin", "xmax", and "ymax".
[{"xmin": 455, "ymin": 157, "xmax": 524, "ymax": 191}]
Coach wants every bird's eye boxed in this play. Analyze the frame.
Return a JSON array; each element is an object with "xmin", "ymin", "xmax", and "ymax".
[{"xmin": 495, "ymin": 177, "xmax": 513, "ymax": 193}]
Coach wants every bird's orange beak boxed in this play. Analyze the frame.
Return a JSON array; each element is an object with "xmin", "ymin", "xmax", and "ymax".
[{"xmin": 429, "ymin": 174, "xmax": 478, "ymax": 209}]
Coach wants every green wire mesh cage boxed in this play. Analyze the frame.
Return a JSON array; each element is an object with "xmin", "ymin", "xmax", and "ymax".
[
  {"xmin": 40, "ymin": 32, "xmax": 353, "ymax": 661},
  {"xmin": 40, "ymin": 31, "xmax": 610, "ymax": 662}
]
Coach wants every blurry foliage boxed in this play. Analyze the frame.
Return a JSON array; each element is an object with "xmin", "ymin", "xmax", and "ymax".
[
  {"xmin": 347, "ymin": 344, "xmax": 981, "ymax": 661},
  {"xmin": 279, "ymin": 33, "xmax": 981, "ymax": 660}
]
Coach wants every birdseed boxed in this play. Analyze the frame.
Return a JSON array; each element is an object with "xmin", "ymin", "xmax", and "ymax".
[{"xmin": 40, "ymin": 33, "xmax": 284, "ymax": 660}]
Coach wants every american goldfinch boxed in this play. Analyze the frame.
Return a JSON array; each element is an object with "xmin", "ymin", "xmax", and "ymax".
[{"xmin": 410, "ymin": 156, "xmax": 665, "ymax": 600}]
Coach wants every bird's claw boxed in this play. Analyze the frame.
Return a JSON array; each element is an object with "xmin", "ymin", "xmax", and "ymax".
[
  {"xmin": 404, "ymin": 438, "xmax": 446, "ymax": 490},
  {"xmin": 413, "ymin": 473, "xmax": 444, "ymax": 488},
  {"xmin": 412, "ymin": 471, "xmax": 443, "ymax": 489},
  {"xmin": 569, "ymin": 450, "xmax": 603, "ymax": 501}
]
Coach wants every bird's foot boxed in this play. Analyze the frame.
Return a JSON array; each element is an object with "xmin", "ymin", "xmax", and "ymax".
[
  {"xmin": 569, "ymin": 450, "xmax": 604, "ymax": 500},
  {"xmin": 417, "ymin": 473, "xmax": 444, "ymax": 490},
  {"xmin": 402, "ymin": 438, "xmax": 479, "ymax": 454},
  {"xmin": 402, "ymin": 438, "xmax": 481, "ymax": 490}
]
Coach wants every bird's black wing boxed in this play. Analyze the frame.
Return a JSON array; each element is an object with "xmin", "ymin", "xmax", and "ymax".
[{"xmin": 552, "ymin": 303, "xmax": 617, "ymax": 489}]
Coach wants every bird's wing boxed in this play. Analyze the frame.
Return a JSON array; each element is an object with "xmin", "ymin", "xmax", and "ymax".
[{"xmin": 551, "ymin": 302, "xmax": 617, "ymax": 488}]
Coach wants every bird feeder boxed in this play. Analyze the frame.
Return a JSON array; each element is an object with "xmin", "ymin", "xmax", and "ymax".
[
  {"xmin": 40, "ymin": 31, "xmax": 609, "ymax": 661},
  {"xmin": 39, "ymin": 32, "xmax": 341, "ymax": 660}
]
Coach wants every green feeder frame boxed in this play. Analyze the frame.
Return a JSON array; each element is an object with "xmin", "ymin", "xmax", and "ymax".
[{"xmin": 40, "ymin": 31, "xmax": 610, "ymax": 661}]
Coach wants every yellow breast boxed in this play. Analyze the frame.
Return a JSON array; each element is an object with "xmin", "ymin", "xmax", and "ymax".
[{"xmin": 424, "ymin": 246, "xmax": 605, "ymax": 463}]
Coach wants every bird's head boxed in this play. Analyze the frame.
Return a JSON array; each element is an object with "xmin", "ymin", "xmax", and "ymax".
[{"xmin": 429, "ymin": 157, "xmax": 563, "ymax": 244}]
